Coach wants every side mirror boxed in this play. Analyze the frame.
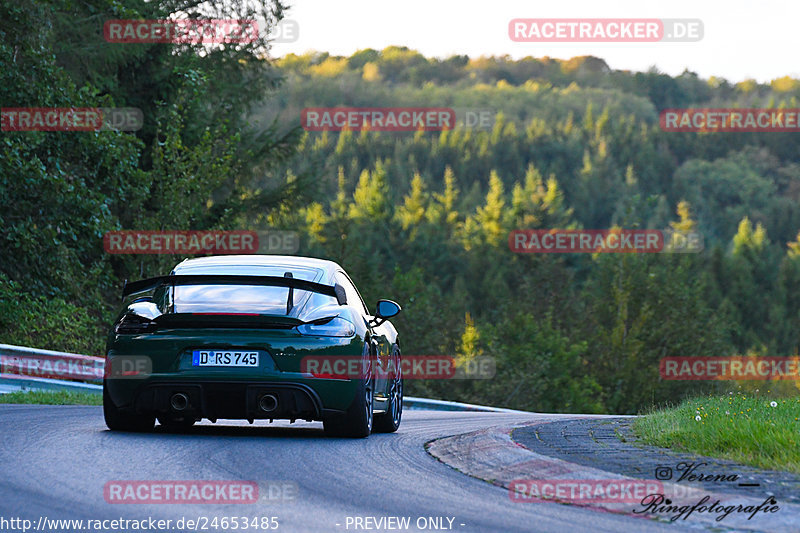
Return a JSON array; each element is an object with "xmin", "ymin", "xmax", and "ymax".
[{"xmin": 375, "ymin": 299, "xmax": 401, "ymax": 320}]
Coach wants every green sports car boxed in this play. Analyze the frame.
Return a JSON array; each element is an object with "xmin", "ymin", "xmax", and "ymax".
[{"xmin": 103, "ymin": 255, "xmax": 402, "ymax": 438}]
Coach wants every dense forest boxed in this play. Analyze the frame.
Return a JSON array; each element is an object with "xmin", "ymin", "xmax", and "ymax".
[{"xmin": 3, "ymin": 1, "xmax": 800, "ymax": 414}]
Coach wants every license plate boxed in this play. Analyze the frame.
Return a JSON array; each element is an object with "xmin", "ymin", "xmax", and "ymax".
[{"xmin": 192, "ymin": 350, "xmax": 259, "ymax": 367}]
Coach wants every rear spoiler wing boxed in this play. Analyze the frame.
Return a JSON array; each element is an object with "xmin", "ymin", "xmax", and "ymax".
[{"xmin": 121, "ymin": 274, "xmax": 348, "ymax": 306}]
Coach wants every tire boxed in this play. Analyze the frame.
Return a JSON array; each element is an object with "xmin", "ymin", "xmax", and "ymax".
[
  {"xmin": 324, "ymin": 345, "xmax": 373, "ymax": 438},
  {"xmin": 157, "ymin": 415, "xmax": 196, "ymax": 432},
  {"xmin": 103, "ymin": 382, "xmax": 154, "ymax": 432},
  {"xmin": 373, "ymin": 348, "xmax": 402, "ymax": 433}
]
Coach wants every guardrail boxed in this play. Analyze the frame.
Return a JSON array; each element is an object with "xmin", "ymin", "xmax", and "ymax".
[
  {"xmin": 0, "ymin": 343, "xmax": 524, "ymax": 413},
  {"xmin": 0, "ymin": 343, "xmax": 104, "ymax": 393},
  {"xmin": 0, "ymin": 343, "xmax": 104, "ymax": 380},
  {"xmin": 0, "ymin": 375, "xmax": 102, "ymax": 393},
  {"xmin": 403, "ymin": 396, "xmax": 528, "ymax": 413}
]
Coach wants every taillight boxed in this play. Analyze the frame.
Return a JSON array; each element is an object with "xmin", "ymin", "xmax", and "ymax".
[
  {"xmin": 296, "ymin": 316, "xmax": 355, "ymax": 337},
  {"xmin": 115, "ymin": 313, "xmax": 157, "ymax": 334}
]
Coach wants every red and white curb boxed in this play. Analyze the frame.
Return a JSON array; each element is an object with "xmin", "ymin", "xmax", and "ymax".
[{"xmin": 426, "ymin": 419, "xmax": 799, "ymax": 532}]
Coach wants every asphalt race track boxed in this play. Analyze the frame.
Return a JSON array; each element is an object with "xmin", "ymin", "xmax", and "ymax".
[{"xmin": 0, "ymin": 406, "xmax": 691, "ymax": 533}]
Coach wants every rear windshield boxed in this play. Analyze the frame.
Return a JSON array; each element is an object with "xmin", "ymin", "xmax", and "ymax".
[{"xmin": 169, "ymin": 266, "xmax": 330, "ymax": 315}]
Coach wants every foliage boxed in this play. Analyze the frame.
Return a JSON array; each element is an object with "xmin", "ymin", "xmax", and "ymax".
[
  {"xmin": 4, "ymin": 24, "xmax": 800, "ymax": 414},
  {"xmin": 633, "ymin": 392, "xmax": 800, "ymax": 473},
  {"xmin": 0, "ymin": 275, "xmax": 104, "ymax": 354},
  {"xmin": 0, "ymin": 390, "xmax": 102, "ymax": 406},
  {"xmin": 1, "ymin": 0, "xmax": 301, "ymax": 352}
]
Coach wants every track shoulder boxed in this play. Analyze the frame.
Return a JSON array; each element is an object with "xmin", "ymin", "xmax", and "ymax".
[{"xmin": 427, "ymin": 416, "xmax": 800, "ymax": 532}]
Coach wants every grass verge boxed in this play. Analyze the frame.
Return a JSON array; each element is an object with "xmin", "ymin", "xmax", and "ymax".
[
  {"xmin": 632, "ymin": 392, "xmax": 800, "ymax": 474},
  {"xmin": 0, "ymin": 390, "xmax": 101, "ymax": 405}
]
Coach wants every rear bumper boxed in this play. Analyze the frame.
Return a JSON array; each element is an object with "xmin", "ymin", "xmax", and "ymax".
[{"xmin": 106, "ymin": 378, "xmax": 353, "ymax": 421}]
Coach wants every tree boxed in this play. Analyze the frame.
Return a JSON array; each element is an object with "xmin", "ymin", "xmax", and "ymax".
[
  {"xmin": 510, "ymin": 164, "xmax": 575, "ymax": 229},
  {"xmin": 349, "ymin": 163, "xmax": 391, "ymax": 222},
  {"xmin": 395, "ymin": 172, "xmax": 429, "ymax": 234},
  {"xmin": 463, "ymin": 170, "xmax": 508, "ymax": 248}
]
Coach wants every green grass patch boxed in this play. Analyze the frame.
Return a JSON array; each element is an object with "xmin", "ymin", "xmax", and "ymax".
[
  {"xmin": 0, "ymin": 390, "xmax": 101, "ymax": 405},
  {"xmin": 633, "ymin": 392, "xmax": 800, "ymax": 474}
]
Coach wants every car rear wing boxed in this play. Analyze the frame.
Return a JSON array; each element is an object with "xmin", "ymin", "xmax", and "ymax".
[{"xmin": 121, "ymin": 274, "xmax": 348, "ymax": 306}]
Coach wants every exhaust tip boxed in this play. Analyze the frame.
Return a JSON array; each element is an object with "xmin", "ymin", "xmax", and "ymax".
[
  {"xmin": 259, "ymin": 394, "xmax": 279, "ymax": 413},
  {"xmin": 170, "ymin": 392, "xmax": 189, "ymax": 411}
]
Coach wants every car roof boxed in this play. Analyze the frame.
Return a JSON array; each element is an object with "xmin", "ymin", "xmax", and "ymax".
[{"xmin": 172, "ymin": 255, "xmax": 343, "ymax": 282}]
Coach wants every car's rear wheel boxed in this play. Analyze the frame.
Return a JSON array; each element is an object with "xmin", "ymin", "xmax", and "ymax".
[
  {"xmin": 103, "ymin": 382, "xmax": 154, "ymax": 432},
  {"xmin": 324, "ymin": 346, "xmax": 373, "ymax": 438},
  {"xmin": 374, "ymin": 348, "xmax": 402, "ymax": 433}
]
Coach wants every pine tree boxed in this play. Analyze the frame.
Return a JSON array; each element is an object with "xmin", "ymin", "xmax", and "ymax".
[
  {"xmin": 463, "ymin": 170, "xmax": 507, "ymax": 248},
  {"xmin": 395, "ymin": 172, "xmax": 429, "ymax": 232},
  {"xmin": 349, "ymin": 163, "xmax": 391, "ymax": 221},
  {"xmin": 428, "ymin": 166, "xmax": 460, "ymax": 228},
  {"xmin": 511, "ymin": 164, "xmax": 575, "ymax": 229}
]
